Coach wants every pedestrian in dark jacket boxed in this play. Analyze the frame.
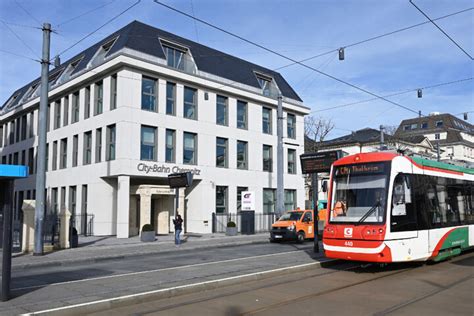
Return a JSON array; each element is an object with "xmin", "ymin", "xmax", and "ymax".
[{"xmin": 173, "ymin": 214, "xmax": 183, "ymax": 246}]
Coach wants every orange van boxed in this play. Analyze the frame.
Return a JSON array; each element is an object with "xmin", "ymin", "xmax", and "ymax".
[{"xmin": 270, "ymin": 209, "xmax": 315, "ymax": 243}]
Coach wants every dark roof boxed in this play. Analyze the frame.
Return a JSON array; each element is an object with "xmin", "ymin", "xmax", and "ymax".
[
  {"xmin": 305, "ymin": 128, "xmax": 391, "ymax": 152},
  {"xmin": 1, "ymin": 21, "xmax": 302, "ymax": 112}
]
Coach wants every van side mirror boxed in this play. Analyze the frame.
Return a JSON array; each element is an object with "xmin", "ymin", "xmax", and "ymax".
[{"xmin": 322, "ymin": 181, "xmax": 328, "ymax": 193}]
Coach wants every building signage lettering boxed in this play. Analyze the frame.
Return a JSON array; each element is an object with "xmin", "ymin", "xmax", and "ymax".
[{"xmin": 137, "ymin": 163, "xmax": 201, "ymax": 175}]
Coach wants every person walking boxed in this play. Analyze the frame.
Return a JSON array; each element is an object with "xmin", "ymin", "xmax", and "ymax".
[{"xmin": 173, "ymin": 214, "xmax": 183, "ymax": 246}]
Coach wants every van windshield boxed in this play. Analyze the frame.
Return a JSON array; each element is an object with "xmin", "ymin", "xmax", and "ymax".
[
  {"xmin": 330, "ymin": 162, "xmax": 389, "ymax": 224},
  {"xmin": 278, "ymin": 212, "xmax": 303, "ymax": 221}
]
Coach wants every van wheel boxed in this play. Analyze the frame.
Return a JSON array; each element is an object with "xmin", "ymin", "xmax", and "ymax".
[{"xmin": 297, "ymin": 231, "xmax": 305, "ymax": 243}]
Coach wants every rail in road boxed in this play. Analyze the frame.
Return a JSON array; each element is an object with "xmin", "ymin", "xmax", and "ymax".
[
  {"xmin": 4, "ymin": 242, "xmax": 322, "ymax": 315},
  {"xmin": 86, "ymin": 252, "xmax": 473, "ymax": 316}
]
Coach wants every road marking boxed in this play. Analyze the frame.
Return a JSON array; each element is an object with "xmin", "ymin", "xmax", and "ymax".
[
  {"xmin": 13, "ymin": 249, "xmax": 311, "ymax": 291},
  {"xmin": 23, "ymin": 260, "xmax": 331, "ymax": 316}
]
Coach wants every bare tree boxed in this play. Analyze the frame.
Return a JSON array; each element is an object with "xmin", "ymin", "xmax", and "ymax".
[{"xmin": 305, "ymin": 115, "xmax": 335, "ymax": 152}]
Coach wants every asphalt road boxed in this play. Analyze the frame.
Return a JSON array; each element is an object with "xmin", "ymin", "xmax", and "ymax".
[
  {"xmin": 5, "ymin": 241, "xmax": 323, "ymax": 315},
  {"xmin": 90, "ymin": 252, "xmax": 474, "ymax": 316}
]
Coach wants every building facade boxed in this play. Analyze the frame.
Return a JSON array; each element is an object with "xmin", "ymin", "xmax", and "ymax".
[
  {"xmin": 0, "ymin": 21, "xmax": 309, "ymax": 237},
  {"xmin": 394, "ymin": 113, "xmax": 474, "ymax": 166}
]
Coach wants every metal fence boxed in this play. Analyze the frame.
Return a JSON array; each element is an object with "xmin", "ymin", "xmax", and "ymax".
[
  {"xmin": 70, "ymin": 214, "xmax": 94, "ymax": 236},
  {"xmin": 12, "ymin": 219, "xmax": 22, "ymax": 253},
  {"xmin": 43, "ymin": 213, "xmax": 60, "ymax": 247},
  {"xmin": 212, "ymin": 212, "xmax": 276, "ymax": 233}
]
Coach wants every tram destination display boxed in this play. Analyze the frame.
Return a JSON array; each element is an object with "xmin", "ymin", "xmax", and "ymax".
[{"xmin": 300, "ymin": 150, "xmax": 342, "ymax": 174}]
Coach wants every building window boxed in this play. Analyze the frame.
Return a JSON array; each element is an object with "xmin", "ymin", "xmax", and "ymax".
[
  {"xmin": 69, "ymin": 186, "xmax": 77, "ymax": 217},
  {"xmin": 45, "ymin": 143, "xmax": 49, "ymax": 171},
  {"xmin": 142, "ymin": 76, "xmax": 157, "ymax": 112},
  {"xmin": 263, "ymin": 189, "xmax": 275, "ymax": 214},
  {"xmin": 84, "ymin": 86, "xmax": 91, "ymax": 119},
  {"xmin": 63, "ymin": 97, "xmax": 69, "ymax": 126},
  {"xmin": 82, "ymin": 185, "xmax": 88, "ymax": 217},
  {"xmin": 0, "ymin": 125, "xmax": 3, "ymax": 148},
  {"xmin": 263, "ymin": 145, "xmax": 273, "ymax": 172},
  {"xmin": 287, "ymin": 149, "xmax": 296, "ymax": 174},
  {"xmin": 435, "ymin": 133, "xmax": 440, "ymax": 140},
  {"xmin": 256, "ymin": 73, "xmax": 276, "ymax": 97},
  {"xmin": 54, "ymin": 101, "xmax": 61, "ymax": 129},
  {"xmin": 52, "ymin": 141, "xmax": 58, "ymax": 170},
  {"xmin": 403, "ymin": 125, "xmax": 410, "ymax": 131},
  {"xmin": 262, "ymin": 107, "xmax": 272, "ymax": 134},
  {"xmin": 183, "ymin": 132, "xmax": 197, "ymax": 165},
  {"xmin": 184, "ymin": 87, "xmax": 197, "ymax": 119},
  {"xmin": 216, "ymin": 186, "xmax": 228, "ymax": 214},
  {"xmin": 110, "ymin": 74, "xmax": 117, "ymax": 110},
  {"xmin": 61, "ymin": 187, "xmax": 66, "ymax": 211},
  {"xmin": 216, "ymin": 137, "xmax": 228, "ymax": 168},
  {"xmin": 237, "ymin": 100, "xmax": 247, "ymax": 129},
  {"xmin": 162, "ymin": 43, "xmax": 194, "ymax": 72},
  {"xmin": 216, "ymin": 95, "xmax": 228, "ymax": 126},
  {"xmin": 51, "ymin": 188, "xmax": 58, "ymax": 214},
  {"xmin": 106, "ymin": 124, "xmax": 116, "ymax": 161},
  {"xmin": 29, "ymin": 111, "xmax": 34, "ymax": 138},
  {"xmin": 237, "ymin": 140, "xmax": 248, "ymax": 170},
  {"xmin": 421, "ymin": 122, "xmax": 428, "ymax": 129},
  {"xmin": 72, "ymin": 92, "xmax": 80, "ymax": 123},
  {"xmin": 72, "ymin": 135, "xmax": 78, "ymax": 167},
  {"xmin": 436, "ymin": 120, "xmax": 443, "ymax": 128},
  {"xmin": 166, "ymin": 82, "xmax": 176, "ymax": 115},
  {"xmin": 94, "ymin": 81, "xmax": 103, "ymax": 115},
  {"xmin": 21, "ymin": 115, "xmax": 27, "ymax": 141},
  {"xmin": 21, "ymin": 150, "xmax": 25, "ymax": 165},
  {"xmin": 284, "ymin": 190, "xmax": 296, "ymax": 211},
  {"xmin": 60, "ymin": 138, "xmax": 67, "ymax": 169},
  {"xmin": 46, "ymin": 104, "xmax": 50, "ymax": 131},
  {"xmin": 165, "ymin": 129, "xmax": 175, "ymax": 163},
  {"xmin": 15, "ymin": 118, "xmax": 20, "ymax": 143},
  {"xmin": 237, "ymin": 187, "xmax": 248, "ymax": 212},
  {"xmin": 95, "ymin": 128, "xmax": 102, "ymax": 163},
  {"xmin": 410, "ymin": 123, "xmax": 417, "ymax": 130},
  {"xmin": 287, "ymin": 113, "xmax": 296, "ymax": 139},
  {"xmin": 83, "ymin": 131, "xmax": 92, "ymax": 165},
  {"xmin": 141, "ymin": 126, "xmax": 157, "ymax": 161},
  {"xmin": 13, "ymin": 152, "xmax": 18, "ymax": 165},
  {"xmin": 28, "ymin": 148, "xmax": 34, "ymax": 174}
]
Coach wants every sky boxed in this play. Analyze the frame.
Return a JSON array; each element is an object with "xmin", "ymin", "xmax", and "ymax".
[{"xmin": 0, "ymin": 0, "xmax": 472, "ymax": 139}]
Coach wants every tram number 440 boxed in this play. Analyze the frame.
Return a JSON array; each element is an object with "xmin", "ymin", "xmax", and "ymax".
[{"xmin": 344, "ymin": 241, "xmax": 353, "ymax": 247}]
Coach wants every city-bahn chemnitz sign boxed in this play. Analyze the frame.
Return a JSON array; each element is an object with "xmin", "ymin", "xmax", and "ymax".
[
  {"xmin": 136, "ymin": 163, "xmax": 201, "ymax": 175},
  {"xmin": 300, "ymin": 150, "xmax": 343, "ymax": 174}
]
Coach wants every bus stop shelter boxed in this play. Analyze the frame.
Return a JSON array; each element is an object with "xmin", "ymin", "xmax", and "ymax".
[{"xmin": 0, "ymin": 164, "xmax": 28, "ymax": 301}]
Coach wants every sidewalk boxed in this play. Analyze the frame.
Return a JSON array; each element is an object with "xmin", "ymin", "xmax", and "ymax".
[{"xmin": 13, "ymin": 233, "xmax": 271, "ymax": 270}]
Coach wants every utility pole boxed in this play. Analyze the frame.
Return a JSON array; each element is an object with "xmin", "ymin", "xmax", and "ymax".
[
  {"xmin": 34, "ymin": 23, "xmax": 51, "ymax": 256},
  {"xmin": 379, "ymin": 125, "xmax": 385, "ymax": 151},
  {"xmin": 276, "ymin": 93, "xmax": 284, "ymax": 217}
]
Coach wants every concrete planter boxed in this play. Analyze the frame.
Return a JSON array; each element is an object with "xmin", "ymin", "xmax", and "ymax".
[
  {"xmin": 226, "ymin": 227, "xmax": 238, "ymax": 236},
  {"xmin": 141, "ymin": 231, "xmax": 155, "ymax": 242}
]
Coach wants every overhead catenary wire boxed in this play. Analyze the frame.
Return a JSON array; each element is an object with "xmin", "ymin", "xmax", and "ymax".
[
  {"xmin": 409, "ymin": 1, "xmax": 473, "ymax": 60},
  {"xmin": 54, "ymin": 0, "xmax": 141, "ymax": 59},
  {"xmin": 153, "ymin": 0, "xmax": 424, "ymax": 116},
  {"xmin": 55, "ymin": 0, "xmax": 118, "ymax": 28},
  {"xmin": 214, "ymin": 7, "xmax": 473, "ymax": 92},
  {"xmin": 1, "ymin": 20, "xmax": 38, "ymax": 59},
  {"xmin": 311, "ymin": 77, "xmax": 474, "ymax": 113},
  {"xmin": 0, "ymin": 19, "xmax": 41, "ymax": 29},
  {"xmin": 0, "ymin": 49, "xmax": 39, "ymax": 62},
  {"xmin": 14, "ymin": 0, "xmax": 41, "ymax": 26}
]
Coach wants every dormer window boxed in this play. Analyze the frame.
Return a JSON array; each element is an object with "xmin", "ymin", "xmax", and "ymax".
[
  {"xmin": 255, "ymin": 73, "xmax": 279, "ymax": 97},
  {"xmin": 23, "ymin": 83, "xmax": 40, "ymax": 101},
  {"xmin": 90, "ymin": 37, "xmax": 117, "ymax": 68},
  {"xmin": 57, "ymin": 57, "xmax": 83, "ymax": 84},
  {"xmin": 5, "ymin": 93, "xmax": 19, "ymax": 109},
  {"xmin": 435, "ymin": 120, "xmax": 443, "ymax": 128},
  {"xmin": 48, "ymin": 71, "xmax": 63, "ymax": 89},
  {"xmin": 160, "ymin": 39, "xmax": 196, "ymax": 74}
]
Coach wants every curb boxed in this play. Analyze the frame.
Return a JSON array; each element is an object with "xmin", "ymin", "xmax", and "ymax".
[
  {"xmin": 13, "ymin": 238, "xmax": 271, "ymax": 270},
  {"xmin": 25, "ymin": 258, "xmax": 339, "ymax": 316}
]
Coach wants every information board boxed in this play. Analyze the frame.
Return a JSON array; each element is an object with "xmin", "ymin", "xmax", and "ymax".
[
  {"xmin": 241, "ymin": 191, "xmax": 255, "ymax": 211},
  {"xmin": 300, "ymin": 150, "xmax": 343, "ymax": 174},
  {"xmin": 167, "ymin": 172, "xmax": 193, "ymax": 188}
]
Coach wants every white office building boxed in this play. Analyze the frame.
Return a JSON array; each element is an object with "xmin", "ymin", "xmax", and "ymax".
[{"xmin": 0, "ymin": 21, "xmax": 309, "ymax": 237}]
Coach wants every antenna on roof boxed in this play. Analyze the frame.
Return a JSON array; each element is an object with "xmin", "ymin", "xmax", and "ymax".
[{"xmin": 54, "ymin": 55, "xmax": 60, "ymax": 68}]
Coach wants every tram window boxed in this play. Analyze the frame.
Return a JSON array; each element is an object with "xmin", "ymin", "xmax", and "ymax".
[
  {"xmin": 412, "ymin": 175, "xmax": 430, "ymax": 230},
  {"xmin": 445, "ymin": 178, "xmax": 462, "ymax": 225},
  {"xmin": 391, "ymin": 174, "xmax": 417, "ymax": 232}
]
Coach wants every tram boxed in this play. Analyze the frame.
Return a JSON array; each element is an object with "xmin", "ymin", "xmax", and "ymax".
[{"xmin": 322, "ymin": 152, "xmax": 474, "ymax": 263}]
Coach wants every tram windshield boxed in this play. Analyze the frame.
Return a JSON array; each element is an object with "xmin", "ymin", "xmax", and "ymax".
[{"xmin": 330, "ymin": 162, "xmax": 389, "ymax": 224}]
